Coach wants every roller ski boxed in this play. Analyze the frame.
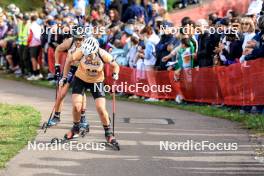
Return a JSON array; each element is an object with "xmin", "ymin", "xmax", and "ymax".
[
  {"xmin": 50, "ymin": 123, "xmax": 79, "ymax": 144},
  {"xmin": 42, "ymin": 114, "xmax": 61, "ymax": 130},
  {"xmin": 104, "ymin": 125, "xmax": 120, "ymax": 151},
  {"xmin": 105, "ymin": 136, "xmax": 120, "ymax": 151},
  {"xmin": 103, "ymin": 81, "xmax": 120, "ymax": 151}
]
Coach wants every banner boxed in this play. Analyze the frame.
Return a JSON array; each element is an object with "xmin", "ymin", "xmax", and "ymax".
[
  {"xmin": 105, "ymin": 58, "xmax": 264, "ymax": 106},
  {"xmin": 49, "ymin": 51, "xmax": 264, "ymax": 105}
]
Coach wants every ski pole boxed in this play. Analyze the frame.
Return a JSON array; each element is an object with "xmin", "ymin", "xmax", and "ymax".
[
  {"xmin": 43, "ymin": 79, "xmax": 60, "ymax": 133},
  {"xmin": 112, "ymin": 81, "xmax": 116, "ymax": 136}
]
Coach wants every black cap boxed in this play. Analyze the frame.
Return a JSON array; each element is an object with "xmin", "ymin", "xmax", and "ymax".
[{"xmin": 23, "ymin": 14, "xmax": 29, "ymax": 21}]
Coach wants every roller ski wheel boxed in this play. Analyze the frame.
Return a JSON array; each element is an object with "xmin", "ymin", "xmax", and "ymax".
[
  {"xmin": 50, "ymin": 137, "xmax": 61, "ymax": 144},
  {"xmin": 50, "ymin": 129, "xmax": 79, "ymax": 145},
  {"xmin": 79, "ymin": 127, "xmax": 88, "ymax": 138},
  {"xmin": 80, "ymin": 116, "xmax": 89, "ymax": 133},
  {"xmin": 50, "ymin": 136, "xmax": 77, "ymax": 145},
  {"xmin": 79, "ymin": 123, "xmax": 89, "ymax": 138},
  {"xmin": 106, "ymin": 136, "xmax": 120, "ymax": 151},
  {"xmin": 41, "ymin": 122, "xmax": 48, "ymax": 129}
]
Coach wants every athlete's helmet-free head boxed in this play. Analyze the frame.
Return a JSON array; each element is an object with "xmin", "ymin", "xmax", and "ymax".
[{"xmin": 81, "ymin": 37, "xmax": 99, "ymax": 56}]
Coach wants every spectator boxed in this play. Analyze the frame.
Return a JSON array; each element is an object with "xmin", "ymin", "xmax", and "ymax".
[
  {"xmin": 27, "ymin": 15, "xmax": 43, "ymax": 81},
  {"xmin": 196, "ymin": 19, "xmax": 212, "ymax": 67},
  {"xmin": 17, "ymin": 14, "xmax": 30, "ymax": 76},
  {"xmin": 122, "ymin": 0, "xmax": 145, "ymax": 23},
  {"xmin": 208, "ymin": 13, "xmax": 219, "ymax": 26},
  {"xmin": 128, "ymin": 34, "xmax": 140, "ymax": 68},
  {"xmin": 174, "ymin": 37, "xmax": 195, "ymax": 80},
  {"xmin": 218, "ymin": 29, "xmax": 243, "ymax": 65},
  {"xmin": 141, "ymin": 0, "xmax": 153, "ymax": 24},
  {"xmin": 155, "ymin": 22, "xmax": 179, "ymax": 70},
  {"xmin": 73, "ymin": 0, "xmax": 89, "ymax": 16},
  {"xmin": 245, "ymin": 15, "xmax": 264, "ymax": 61},
  {"xmin": 0, "ymin": 15, "xmax": 8, "ymax": 39},
  {"xmin": 239, "ymin": 17, "xmax": 256, "ymax": 63},
  {"xmin": 208, "ymin": 18, "xmax": 229, "ymax": 66}
]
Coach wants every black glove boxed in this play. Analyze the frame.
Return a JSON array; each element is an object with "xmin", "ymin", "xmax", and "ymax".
[{"xmin": 55, "ymin": 64, "xmax": 61, "ymax": 81}]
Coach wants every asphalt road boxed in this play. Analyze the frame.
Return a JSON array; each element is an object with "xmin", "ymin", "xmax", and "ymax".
[{"xmin": 0, "ymin": 78, "xmax": 263, "ymax": 176}]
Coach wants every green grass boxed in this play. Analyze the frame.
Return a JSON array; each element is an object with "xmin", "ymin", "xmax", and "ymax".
[
  {"xmin": 0, "ymin": 71, "xmax": 264, "ymax": 134},
  {"xmin": 168, "ymin": 0, "xmax": 176, "ymax": 11},
  {"xmin": 0, "ymin": 0, "xmax": 75, "ymax": 12},
  {"xmin": 0, "ymin": 103, "xmax": 40, "ymax": 168}
]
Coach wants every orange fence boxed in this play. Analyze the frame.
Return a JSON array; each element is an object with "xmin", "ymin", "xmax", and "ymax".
[
  {"xmin": 50, "ymin": 51, "xmax": 264, "ymax": 106},
  {"xmin": 105, "ymin": 59, "xmax": 264, "ymax": 106}
]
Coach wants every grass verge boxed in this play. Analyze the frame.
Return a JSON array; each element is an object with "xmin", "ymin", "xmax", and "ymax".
[
  {"xmin": 0, "ymin": 103, "xmax": 40, "ymax": 168},
  {"xmin": 0, "ymin": 71, "xmax": 263, "ymax": 134}
]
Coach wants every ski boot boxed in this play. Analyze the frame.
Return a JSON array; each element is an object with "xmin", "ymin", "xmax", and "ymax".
[
  {"xmin": 79, "ymin": 116, "xmax": 90, "ymax": 137},
  {"xmin": 104, "ymin": 125, "xmax": 120, "ymax": 151},
  {"xmin": 42, "ymin": 115, "xmax": 60, "ymax": 130},
  {"xmin": 50, "ymin": 123, "xmax": 80, "ymax": 145},
  {"xmin": 47, "ymin": 115, "xmax": 60, "ymax": 126},
  {"xmin": 64, "ymin": 122, "xmax": 80, "ymax": 140}
]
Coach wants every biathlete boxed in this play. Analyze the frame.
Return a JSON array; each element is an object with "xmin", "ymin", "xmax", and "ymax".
[
  {"xmin": 47, "ymin": 26, "xmax": 89, "ymax": 132},
  {"xmin": 65, "ymin": 36, "xmax": 119, "ymax": 145}
]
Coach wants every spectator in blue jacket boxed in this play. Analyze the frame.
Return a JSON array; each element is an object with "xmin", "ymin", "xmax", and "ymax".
[
  {"xmin": 155, "ymin": 21, "xmax": 180, "ymax": 70},
  {"xmin": 141, "ymin": 0, "xmax": 153, "ymax": 24},
  {"xmin": 122, "ymin": 0, "xmax": 145, "ymax": 23}
]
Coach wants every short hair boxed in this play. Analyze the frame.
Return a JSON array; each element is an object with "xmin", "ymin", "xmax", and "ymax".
[
  {"xmin": 181, "ymin": 16, "xmax": 191, "ymax": 26},
  {"xmin": 31, "ymin": 15, "xmax": 38, "ymax": 22},
  {"xmin": 181, "ymin": 38, "xmax": 191, "ymax": 47},
  {"xmin": 141, "ymin": 25, "xmax": 153, "ymax": 35},
  {"xmin": 208, "ymin": 13, "xmax": 218, "ymax": 22}
]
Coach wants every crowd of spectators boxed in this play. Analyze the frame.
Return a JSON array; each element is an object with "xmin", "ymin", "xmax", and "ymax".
[{"xmin": 0, "ymin": 0, "xmax": 264, "ymax": 105}]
